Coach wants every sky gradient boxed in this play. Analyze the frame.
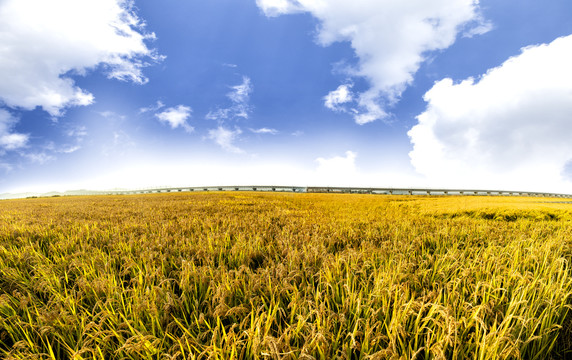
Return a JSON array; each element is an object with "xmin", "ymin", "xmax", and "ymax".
[{"xmin": 1, "ymin": 0, "xmax": 572, "ymax": 194}]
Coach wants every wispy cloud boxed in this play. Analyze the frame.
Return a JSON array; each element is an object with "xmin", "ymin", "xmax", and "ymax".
[
  {"xmin": 155, "ymin": 105, "xmax": 194, "ymax": 133},
  {"xmin": 23, "ymin": 152, "xmax": 55, "ymax": 164},
  {"xmin": 207, "ymin": 126, "xmax": 244, "ymax": 153},
  {"xmin": 205, "ymin": 108, "xmax": 231, "ymax": 122},
  {"xmin": 139, "ymin": 100, "xmax": 165, "ymax": 114},
  {"xmin": 228, "ymin": 76, "xmax": 252, "ymax": 105},
  {"xmin": 250, "ymin": 127, "xmax": 278, "ymax": 135},
  {"xmin": 66, "ymin": 126, "xmax": 88, "ymax": 139},
  {"xmin": 206, "ymin": 76, "xmax": 253, "ymax": 122},
  {"xmin": 463, "ymin": 15, "xmax": 494, "ymax": 38},
  {"xmin": 0, "ymin": 109, "xmax": 29, "ymax": 151},
  {"xmin": 57, "ymin": 145, "xmax": 82, "ymax": 154},
  {"xmin": 54, "ymin": 125, "xmax": 88, "ymax": 154},
  {"xmin": 102, "ymin": 131, "xmax": 136, "ymax": 157},
  {"xmin": 206, "ymin": 76, "xmax": 256, "ymax": 152},
  {"xmin": 316, "ymin": 151, "xmax": 357, "ymax": 173},
  {"xmin": 0, "ymin": 121, "xmax": 87, "ymax": 170}
]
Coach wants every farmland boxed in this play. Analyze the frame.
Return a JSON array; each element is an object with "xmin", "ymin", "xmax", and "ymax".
[{"xmin": 1, "ymin": 192, "xmax": 572, "ymax": 359}]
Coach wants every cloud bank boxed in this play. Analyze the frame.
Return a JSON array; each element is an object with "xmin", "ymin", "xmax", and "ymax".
[
  {"xmin": 408, "ymin": 34, "xmax": 572, "ymax": 192},
  {"xmin": 0, "ymin": 0, "xmax": 162, "ymax": 116},
  {"xmin": 257, "ymin": 0, "xmax": 488, "ymax": 124}
]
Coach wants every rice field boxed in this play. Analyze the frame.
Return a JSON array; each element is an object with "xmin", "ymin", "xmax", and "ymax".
[{"xmin": 1, "ymin": 192, "xmax": 572, "ymax": 359}]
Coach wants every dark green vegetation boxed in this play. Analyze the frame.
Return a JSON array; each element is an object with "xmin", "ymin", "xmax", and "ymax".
[{"xmin": 1, "ymin": 193, "xmax": 572, "ymax": 359}]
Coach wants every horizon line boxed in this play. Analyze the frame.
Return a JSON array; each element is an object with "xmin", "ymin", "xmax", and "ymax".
[{"xmin": 2, "ymin": 185, "xmax": 572, "ymax": 200}]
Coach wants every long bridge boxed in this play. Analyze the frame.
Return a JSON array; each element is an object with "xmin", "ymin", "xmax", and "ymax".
[{"xmin": 86, "ymin": 186, "xmax": 572, "ymax": 198}]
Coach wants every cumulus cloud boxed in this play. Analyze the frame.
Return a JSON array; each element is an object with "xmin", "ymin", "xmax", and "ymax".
[
  {"xmin": 207, "ymin": 126, "xmax": 244, "ymax": 153},
  {"xmin": 257, "ymin": 0, "xmax": 487, "ymax": 124},
  {"xmin": 0, "ymin": 110, "xmax": 29, "ymax": 151},
  {"xmin": 0, "ymin": 0, "xmax": 162, "ymax": 116},
  {"xmin": 155, "ymin": 105, "xmax": 194, "ymax": 133},
  {"xmin": 408, "ymin": 34, "xmax": 572, "ymax": 192},
  {"xmin": 250, "ymin": 128, "xmax": 278, "ymax": 135},
  {"xmin": 324, "ymin": 84, "xmax": 353, "ymax": 112}
]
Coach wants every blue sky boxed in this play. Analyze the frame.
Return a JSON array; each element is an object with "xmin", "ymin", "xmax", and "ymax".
[{"xmin": 1, "ymin": 0, "xmax": 572, "ymax": 193}]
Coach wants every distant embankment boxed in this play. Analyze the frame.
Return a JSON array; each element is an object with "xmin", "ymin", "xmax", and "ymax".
[{"xmin": 38, "ymin": 185, "xmax": 572, "ymax": 199}]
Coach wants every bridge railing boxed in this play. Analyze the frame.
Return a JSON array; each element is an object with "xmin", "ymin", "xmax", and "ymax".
[{"xmin": 98, "ymin": 186, "xmax": 572, "ymax": 199}]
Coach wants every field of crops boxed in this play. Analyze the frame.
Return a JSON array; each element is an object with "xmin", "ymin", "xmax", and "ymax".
[{"xmin": 1, "ymin": 192, "xmax": 572, "ymax": 359}]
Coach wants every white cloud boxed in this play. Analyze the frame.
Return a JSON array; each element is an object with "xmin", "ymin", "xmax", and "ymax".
[
  {"xmin": 0, "ymin": 0, "xmax": 162, "ymax": 116},
  {"xmin": 0, "ymin": 162, "xmax": 13, "ymax": 172},
  {"xmin": 23, "ymin": 152, "xmax": 55, "ymax": 164},
  {"xmin": 57, "ymin": 145, "xmax": 81, "ymax": 154},
  {"xmin": 250, "ymin": 128, "xmax": 278, "ymax": 135},
  {"xmin": 207, "ymin": 76, "xmax": 253, "ymax": 121},
  {"xmin": 324, "ymin": 84, "xmax": 353, "ymax": 112},
  {"xmin": 463, "ymin": 15, "xmax": 493, "ymax": 38},
  {"xmin": 66, "ymin": 126, "xmax": 88, "ymax": 139},
  {"xmin": 257, "ymin": 0, "xmax": 488, "ymax": 124},
  {"xmin": 155, "ymin": 105, "xmax": 194, "ymax": 132},
  {"xmin": 205, "ymin": 108, "xmax": 231, "ymax": 122},
  {"xmin": 257, "ymin": 0, "xmax": 304, "ymax": 16},
  {"xmin": 0, "ymin": 134, "xmax": 28, "ymax": 151},
  {"xmin": 408, "ymin": 34, "xmax": 572, "ymax": 192},
  {"xmin": 205, "ymin": 77, "xmax": 254, "ymax": 151},
  {"xmin": 228, "ymin": 76, "xmax": 253, "ymax": 105},
  {"xmin": 102, "ymin": 130, "xmax": 136, "ymax": 157},
  {"xmin": 139, "ymin": 100, "xmax": 165, "ymax": 114},
  {"xmin": 315, "ymin": 151, "xmax": 357, "ymax": 185},
  {"xmin": 44, "ymin": 125, "xmax": 88, "ymax": 154},
  {"xmin": 0, "ymin": 109, "xmax": 29, "ymax": 150},
  {"xmin": 207, "ymin": 126, "xmax": 244, "ymax": 153}
]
